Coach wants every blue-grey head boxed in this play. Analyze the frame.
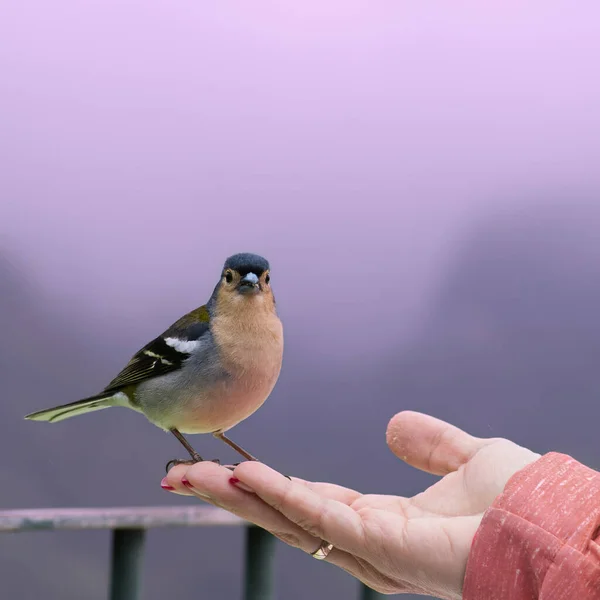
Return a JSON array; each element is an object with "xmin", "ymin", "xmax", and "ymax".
[{"xmin": 220, "ymin": 253, "xmax": 272, "ymax": 297}]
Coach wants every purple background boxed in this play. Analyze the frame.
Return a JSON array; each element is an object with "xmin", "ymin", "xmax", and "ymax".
[{"xmin": 1, "ymin": 2, "xmax": 600, "ymax": 599}]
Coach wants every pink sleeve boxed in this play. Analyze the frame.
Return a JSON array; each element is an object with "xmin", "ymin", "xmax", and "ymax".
[{"xmin": 463, "ymin": 452, "xmax": 600, "ymax": 599}]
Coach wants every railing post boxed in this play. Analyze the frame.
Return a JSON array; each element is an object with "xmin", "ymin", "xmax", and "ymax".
[
  {"xmin": 110, "ymin": 527, "xmax": 146, "ymax": 600},
  {"xmin": 244, "ymin": 526, "xmax": 276, "ymax": 600},
  {"xmin": 360, "ymin": 583, "xmax": 386, "ymax": 599}
]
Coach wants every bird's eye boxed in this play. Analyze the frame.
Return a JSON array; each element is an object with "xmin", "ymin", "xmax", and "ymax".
[
  {"xmin": 225, "ymin": 271, "xmax": 233, "ymax": 283},
  {"xmin": 265, "ymin": 273, "xmax": 270, "ymax": 284}
]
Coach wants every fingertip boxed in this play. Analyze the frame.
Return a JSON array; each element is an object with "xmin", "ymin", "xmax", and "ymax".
[
  {"xmin": 160, "ymin": 477, "xmax": 175, "ymax": 491},
  {"xmin": 184, "ymin": 460, "xmax": 230, "ymax": 488},
  {"xmin": 163, "ymin": 465, "xmax": 195, "ymax": 496},
  {"xmin": 385, "ymin": 411, "xmax": 486, "ymax": 476},
  {"xmin": 386, "ymin": 411, "xmax": 429, "ymax": 455},
  {"xmin": 165, "ymin": 463, "xmax": 188, "ymax": 482},
  {"xmin": 232, "ymin": 460, "xmax": 272, "ymax": 478}
]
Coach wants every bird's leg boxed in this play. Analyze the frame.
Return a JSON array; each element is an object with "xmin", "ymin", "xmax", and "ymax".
[
  {"xmin": 166, "ymin": 429, "xmax": 223, "ymax": 473},
  {"xmin": 171, "ymin": 429, "xmax": 204, "ymax": 461},
  {"xmin": 213, "ymin": 431, "xmax": 291, "ymax": 480},
  {"xmin": 213, "ymin": 431, "xmax": 259, "ymax": 461}
]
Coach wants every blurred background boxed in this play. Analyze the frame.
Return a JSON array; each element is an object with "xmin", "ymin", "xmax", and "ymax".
[{"xmin": 1, "ymin": 2, "xmax": 600, "ymax": 599}]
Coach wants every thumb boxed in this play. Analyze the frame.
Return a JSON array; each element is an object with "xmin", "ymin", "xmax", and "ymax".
[{"xmin": 386, "ymin": 411, "xmax": 493, "ymax": 476}]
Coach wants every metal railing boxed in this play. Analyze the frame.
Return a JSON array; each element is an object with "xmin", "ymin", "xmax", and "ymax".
[{"xmin": 0, "ymin": 506, "xmax": 384, "ymax": 599}]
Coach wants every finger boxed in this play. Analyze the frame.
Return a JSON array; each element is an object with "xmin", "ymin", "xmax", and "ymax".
[
  {"xmin": 163, "ymin": 464, "xmax": 195, "ymax": 496},
  {"xmin": 179, "ymin": 462, "xmax": 366, "ymax": 577},
  {"xmin": 386, "ymin": 411, "xmax": 493, "ymax": 476},
  {"xmin": 181, "ymin": 461, "xmax": 319, "ymax": 548},
  {"xmin": 295, "ymin": 480, "xmax": 362, "ymax": 505},
  {"xmin": 232, "ymin": 462, "xmax": 366, "ymax": 556},
  {"xmin": 165, "ymin": 467, "xmax": 361, "ymax": 504}
]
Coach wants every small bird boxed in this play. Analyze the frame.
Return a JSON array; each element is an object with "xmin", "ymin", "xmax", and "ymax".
[{"xmin": 25, "ymin": 253, "xmax": 284, "ymax": 471}]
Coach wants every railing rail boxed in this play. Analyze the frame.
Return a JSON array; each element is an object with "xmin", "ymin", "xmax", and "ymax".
[{"xmin": 0, "ymin": 506, "xmax": 384, "ymax": 599}]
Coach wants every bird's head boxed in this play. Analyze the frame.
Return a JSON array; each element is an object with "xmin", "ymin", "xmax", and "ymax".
[{"xmin": 215, "ymin": 253, "xmax": 274, "ymax": 309}]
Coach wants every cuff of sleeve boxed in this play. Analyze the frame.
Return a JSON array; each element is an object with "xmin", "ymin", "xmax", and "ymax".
[{"xmin": 463, "ymin": 452, "xmax": 600, "ymax": 600}]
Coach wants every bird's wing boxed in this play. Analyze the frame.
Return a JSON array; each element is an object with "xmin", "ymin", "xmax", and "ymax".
[{"xmin": 103, "ymin": 305, "xmax": 211, "ymax": 392}]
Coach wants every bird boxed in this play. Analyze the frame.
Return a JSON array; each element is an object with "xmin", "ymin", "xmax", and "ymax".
[{"xmin": 25, "ymin": 253, "xmax": 284, "ymax": 471}]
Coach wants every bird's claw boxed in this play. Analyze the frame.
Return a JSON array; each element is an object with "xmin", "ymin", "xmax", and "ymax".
[
  {"xmin": 165, "ymin": 458, "xmax": 291, "ymax": 480},
  {"xmin": 165, "ymin": 458, "xmax": 221, "ymax": 473},
  {"xmin": 222, "ymin": 460, "xmax": 292, "ymax": 480}
]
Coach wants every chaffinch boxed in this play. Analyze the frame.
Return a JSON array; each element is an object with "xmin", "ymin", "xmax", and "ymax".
[{"xmin": 25, "ymin": 253, "xmax": 284, "ymax": 471}]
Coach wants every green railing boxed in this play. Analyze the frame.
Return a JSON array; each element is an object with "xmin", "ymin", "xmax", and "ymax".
[{"xmin": 0, "ymin": 506, "xmax": 385, "ymax": 599}]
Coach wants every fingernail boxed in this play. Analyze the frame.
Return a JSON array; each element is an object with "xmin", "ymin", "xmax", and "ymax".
[
  {"xmin": 160, "ymin": 477, "xmax": 175, "ymax": 491},
  {"xmin": 229, "ymin": 477, "xmax": 254, "ymax": 493},
  {"xmin": 181, "ymin": 477, "xmax": 194, "ymax": 489}
]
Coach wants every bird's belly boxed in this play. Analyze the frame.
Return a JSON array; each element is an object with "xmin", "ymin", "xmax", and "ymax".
[
  {"xmin": 177, "ymin": 380, "xmax": 272, "ymax": 434},
  {"xmin": 138, "ymin": 371, "xmax": 278, "ymax": 434}
]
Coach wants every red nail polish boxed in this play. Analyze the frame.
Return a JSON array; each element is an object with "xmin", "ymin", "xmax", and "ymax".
[
  {"xmin": 181, "ymin": 478, "xmax": 194, "ymax": 488},
  {"xmin": 229, "ymin": 477, "xmax": 254, "ymax": 493},
  {"xmin": 160, "ymin": 477, "xmax": 175, "ymax": 491}
]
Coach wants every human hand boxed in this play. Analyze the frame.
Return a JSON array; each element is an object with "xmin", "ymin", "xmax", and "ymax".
[{"xmin": 161, "ymin": 412, "xmax": 540, "ymax": 598}]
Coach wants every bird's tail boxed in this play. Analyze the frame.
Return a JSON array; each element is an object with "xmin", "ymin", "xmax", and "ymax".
[{"xmin": 24, "ymin": 391, "xmax": 127, "ymax": 423}]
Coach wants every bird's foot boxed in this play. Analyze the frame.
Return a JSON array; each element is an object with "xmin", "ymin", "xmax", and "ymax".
[
  {"xmin": 225, "ymin": 460, "xmax": 292, "ymax": 480},
  {"xmin": 165, "ymin": 457, "xmax": 222, "ymax": 473}
]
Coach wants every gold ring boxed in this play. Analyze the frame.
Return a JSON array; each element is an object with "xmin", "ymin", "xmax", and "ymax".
[{"xmin": 310, "ymin": 540, "xmax": 334, "ymax": 560}]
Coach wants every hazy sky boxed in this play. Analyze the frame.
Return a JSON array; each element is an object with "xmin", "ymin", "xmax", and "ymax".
[{"xmin": 2, "ymin": 2, "xmax": 600, "ymax": 345}]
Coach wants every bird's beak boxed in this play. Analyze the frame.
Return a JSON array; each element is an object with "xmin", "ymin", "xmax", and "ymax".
[{"xmin": 237, "ymin": 272, "xmax": 260, "ymax": 294}]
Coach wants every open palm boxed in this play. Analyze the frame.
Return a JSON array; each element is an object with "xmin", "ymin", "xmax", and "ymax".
[{"xmin": 163, "ymin": 411, "xmax": 539, "ymax": 599}]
